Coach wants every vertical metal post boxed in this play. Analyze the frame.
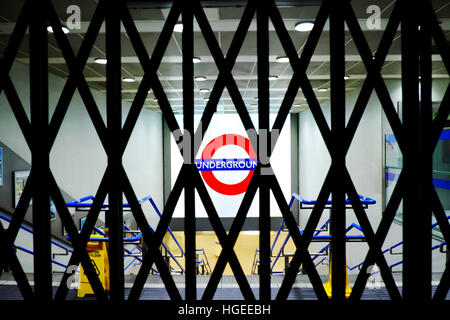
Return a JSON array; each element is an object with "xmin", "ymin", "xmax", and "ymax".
[
  {"xmin": 329, "ymin": 0, "xmax": 346, "ymax": 301},
  {"xmin": 401, "ymin": 0, "xmax": 432, "ymax": 300},
  {"xmin": 257, "ymin": 0, "xmax": 271, "ymax": 301},
  {"xmin": 182, "ymin": 1, "xmax": 196, "ymax": 301},
  {"xmin": 29, "ymin": 0, "xmax": 52, "ymax": 301},
  {"xmin": 106, "ymin": 0, "xmax": 124, "ymax": 300}
]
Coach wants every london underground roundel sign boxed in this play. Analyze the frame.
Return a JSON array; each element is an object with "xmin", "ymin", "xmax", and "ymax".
[{"xmin": 195, "ymin": 134, "xmax": 257, "ymax": 196}]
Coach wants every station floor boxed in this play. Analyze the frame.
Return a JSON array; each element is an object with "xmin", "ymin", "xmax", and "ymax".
[{"xmin": 0, "ymin": 273, "xmax": 448, "ymax": 300}]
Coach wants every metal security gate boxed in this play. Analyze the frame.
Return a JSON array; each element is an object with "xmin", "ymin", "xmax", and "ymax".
[{"xmin": 0, "ymin": 0, "xmax": 448, "ymax": 302}]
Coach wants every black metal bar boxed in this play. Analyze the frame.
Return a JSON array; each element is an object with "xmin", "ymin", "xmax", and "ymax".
[
  {"xmin": 0, "ymin": 222, "xmax": 33, "ymax": 299},
  {"xmin": 48, "ymin": 1, "xmax": 105, "ymax": 150},
  {"xmin": 0, "ymin": 0, "xmax": 29, "ymax": 97},
  {"xmin": 127, "ymin": 167, "xmax": 185, "ymax": 300},
  {"xmin": 120, "ymin": 167, "xmax": 181, "ymax": 301},
  {"xmin": 269, "ymin": 0, "xmax": 328, "ymax": 140},
  {"xmin": 432, "ymin": 87, "xmax": 450, "ymax": 146},
  {"xmin": 269, "ymin": 174, "xmax": 328, "ymax": 300},
  {"xmin": 194, "ymin": 171, "xmax": 255, "ymax": 300},
  {"xmin": 194, "ymin": 0, "xmax": 256, "ymax": 150},
  {"xmin": 48, "ymin": 172, "xmax": 107, "ymax": 299},
  {"xmin": 349, "ymin": 174, "xmax": 404, "ymax": 300},
  {"xmin": 29, "ymin": 0, "xmax": 52, "ymax": 300},
  {"xmin": 105, "ymin": 0, "xmax": 124, "ymax": 301},
  {"xmin": 54, "ymin": 168, "xmax": 109, "ymax": 300},
  {"xmin": 433, "ymin": 263, "xmax": 449, "ymax": 300},
  {"xmin": 342, "ymin": 0, "xmax": 402, "ymax": 300},
  {"xmin": 329, "ymin": 0, "xmax": 346, "ymax": 302},
  {"xmin": 343, "ymin": 0, "xmax": 401, "ymax": 153},
  {"xmin": 181, "ymin": 0, "xmax": 196, "ymax": 301},
  {"xmin": 193, "ymin": 0, "xmax": 256, "ymax": 149},
  {"xmin": 344, "ymin": 169, "xmax": 401, "ymax": 300},
  {"xmin": 419, "ymin": 0, "xmax": 433, "ymax": 299},
  {"xmin": 401, "ymin": 0, "xmax": 431, "ymax": 301},
  {"xmin": 430, "ymin": 186, "xmax": 450, "ymax": 251},
  {"xmin": 428, "ymin": 5, "xmax": 450, "ymax": 74},
  {"xmin": 120, "ymin": 0, "xmax": 181, "ymax": 149},
  {"xmin": 202, "ymin": 170, "xmax": 259, "ymax": 300},
  {"xmin": 268, "ymin": 0, "xmax": 333, "ymax": 156},
  {"xmin": 276, "ymin": 168, "xmax": 332, "ymax": 300},
  {"xmin": 257, "ymin": 0, "xmax": 271, "ymax": 301}
]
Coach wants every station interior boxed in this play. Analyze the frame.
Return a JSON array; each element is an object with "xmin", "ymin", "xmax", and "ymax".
[{"xmin": 0, "ymin": 0, "xmax": 448, "ymax": 301}]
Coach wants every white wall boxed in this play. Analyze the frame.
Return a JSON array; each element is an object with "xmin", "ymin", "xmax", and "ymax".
[
  {"xmin": 0, "ymin": 62, "xmax": 165, "ymax": 233},
  {"xmin": 298, "ymin": 79, "xmax": 449, "ymax": 275}
]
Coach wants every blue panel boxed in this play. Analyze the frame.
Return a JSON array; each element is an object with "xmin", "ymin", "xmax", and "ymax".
[
  {"xmin": 440, "ymin": 129, "xmax": 450, "ymax": 140},
  {"xmin": 433, "ymin": 178, "xmax": 450, "ymax": 190}
]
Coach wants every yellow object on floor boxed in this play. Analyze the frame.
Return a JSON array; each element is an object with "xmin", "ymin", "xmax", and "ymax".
[
  {"xmin": 323, "ymin": 258, "xmax": 352, "ymax": 299},
  {"xmin": 77, "ymin": 235, "xmax": 110, "ymax": 297}
]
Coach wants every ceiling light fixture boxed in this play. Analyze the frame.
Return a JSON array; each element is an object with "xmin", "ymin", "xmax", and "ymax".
[
  {"xmin": 294, "ymin": 21, "xmax": 315, "ymax": 32},
  {"xmin": 268, "ymin": 75, "xmax": 278, "ymax": 81},
  {"xmin": 47, "ymin": 25, "xmax": 69, "ymax": 34},
  {"xmin": 122, "ymin": 77, "xmax": 136, "ymax": 83},
  {"xmin": 344, "ymin": 75, "xmax": 350, "ymax": 80},
  {"xmin": 174, "ymin": 22, "xmax": 183, "ymax": 33},
  {"xmin": 317, "ymin": 88, "xmax": 328, "ymax": 92},
  {"xmin": 94, "ymin": 57, "xmax": 107, "ymax": 65},
  {"xmin": 194, "ymin": 76, "xmax": 207, "ymax": 81},
  {"xmin": 276, "ymin": 56, "xmax": 289, "ymax": 63},
  {"xmin": 199, "ymin": 88, "xmax": 210, "ymax": 93},
  {"xmin": 193, "ymin": 56, "xmax": 201, "ymax": 63}
]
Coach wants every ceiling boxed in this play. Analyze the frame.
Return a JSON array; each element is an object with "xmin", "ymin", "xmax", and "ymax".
[{"xmin": 0, "ymin": 0, "xmax": 448, "ymax": 114}]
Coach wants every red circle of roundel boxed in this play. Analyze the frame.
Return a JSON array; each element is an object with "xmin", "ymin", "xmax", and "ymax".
[{"xmin": 200, "ymin": 134, "xmax": 256, "ymax": 196}]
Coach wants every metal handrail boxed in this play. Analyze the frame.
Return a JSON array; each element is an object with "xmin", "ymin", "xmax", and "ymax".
[
  {"xmin": 195, "ymin": 248, "xmax": 212, "ymax": 275},
  {"xmin": 351, "ymin": 215, "xmax": 450, "ymax": 272},
  {"xmin": 268, "ymin": 193, "xmax": 375, "ymax": 261},
  {"xmin": 66, "ymin": 195, "xmax": 186, "ymax": 274},
  {"xmin": 0, "ymin": 213, "xmax": 73, "ymax": 254},
  {"xmin": 148, "ymin": 197, "xmax": 185, "ymax": 256},
  {"xmin": 266, "ymin": 193, "xmax": 373, "ymax": 273}
]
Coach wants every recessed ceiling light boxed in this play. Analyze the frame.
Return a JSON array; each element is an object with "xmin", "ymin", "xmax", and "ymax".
[
  {"xmin": 204, "ymin": 98, "xmax": 209, "ymax": 102},
  {"xmin": 199, "ymin": 88, "xmax": 210, "ymax": 93},
  {"xmin": 344, "ymin": 75, "xmax": 350, "ymax": 80},
  {"xmin": 122, "ymin": 77, "xmax": 135, "ymax": 83},
  {"xmin": 174, "ymin": 22, "xmax": 183, "ymax": 33},
  {"xmin": 193, "ymin": 57, "xmax": 201, "ymax": 63},
  {"xmin": 250, "ymin": 104, "xmax": 257, "ymax": 108},
  {"xmin": 153, "ymin": 98, "xmax": 158, "ymax": 102},
  {"xmin": 317, "ymin": 88, "xmax": 328, "ymax": 92},
  {"xmin": 268, "ymin": 75, "xmax": 278, "ymax": 81},
  {"xmin": 194, "ymin": 76, "xmax": 207, "ymax": 81},
  {"xmin": 94, "ymin": 57, "xmax": 107, "ymax": 65},
  {"xmin": 276, "ymin": 56, "xmax": 289, "ymax": 63},
  {"xmin": 47, "ymin": 25, "xmax": 69, "ymax": 34},
  {"xmin": 253, "ymin": 97, "xmax": 259, "ymax": 101},
  {"xmin": 295, "ymin": 21, "xmax": 314, "ymax": 32}
]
